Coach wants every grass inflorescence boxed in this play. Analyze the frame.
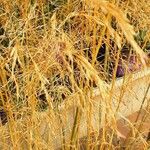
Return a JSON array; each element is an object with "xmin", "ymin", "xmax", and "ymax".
[{"xmin": 0, "ymin": 0, "xmax": 150, "ymax": 149}]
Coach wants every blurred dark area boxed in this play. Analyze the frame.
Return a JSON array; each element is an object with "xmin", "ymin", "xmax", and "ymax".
[{"xmin": 0, "ymin": 109, "xmax": 7, "ymax": 125}]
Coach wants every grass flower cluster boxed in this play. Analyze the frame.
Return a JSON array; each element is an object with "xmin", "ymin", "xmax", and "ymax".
[{"xmin": 0, "ymin": 0, "xmax": 150, "ymax": 149}]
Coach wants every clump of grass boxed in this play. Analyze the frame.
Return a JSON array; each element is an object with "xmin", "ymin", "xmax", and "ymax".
[{"xmin": 0, "ymin": 0, "xmax": 149, "ymax": 149}]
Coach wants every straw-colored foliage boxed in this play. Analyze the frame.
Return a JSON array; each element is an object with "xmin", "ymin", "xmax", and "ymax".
[{"xmin": 0, "ymin": 0, "xmax": 150, "ymax": 149}]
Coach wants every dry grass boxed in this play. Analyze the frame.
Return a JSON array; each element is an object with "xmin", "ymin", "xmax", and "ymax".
[{"xmin": 0, "ymin": 0, "xmax": 150, "ymax": 149}]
